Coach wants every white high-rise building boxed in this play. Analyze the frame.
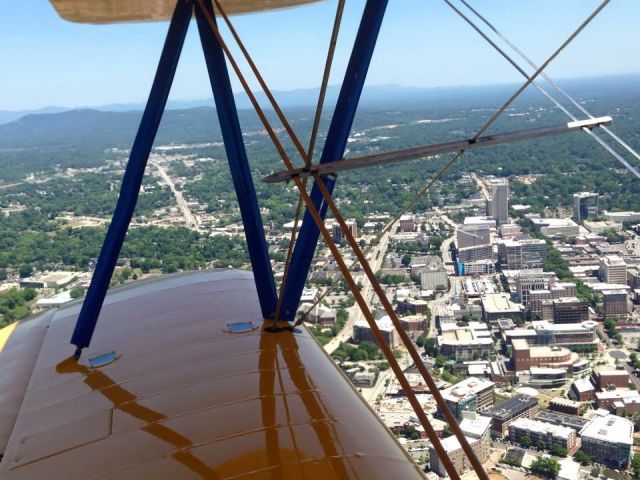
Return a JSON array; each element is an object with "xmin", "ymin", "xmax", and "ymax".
[
  {"xmin": 600, "ymin": 255, "xmax": 627, "ymax": 284},
  {"xmin": 484, "ymin": 178, "xmax": 509, "ymax": 225}
]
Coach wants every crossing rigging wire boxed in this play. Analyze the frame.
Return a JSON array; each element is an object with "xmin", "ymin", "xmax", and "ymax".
[
  {"xmin": 445, "ymin": 0, "xmax": 640, "ymax": 180},
  {"xmin": 299, "ymin": 0, "xmax": 613, "ymax": 323},
  {"xmin": 196, "ymin": 3, "xmax": 471, "ymax": 478},
  {"xmin": 197, "ymin": 1, "xmax": 610, "ymax": 478},
  {"xmin": 275, "ymin": 0, "xmax": 345, "ymax": 325},
  {"xmin": 457, "ymin": 0, "xmax": 640, "ymax": 167}
]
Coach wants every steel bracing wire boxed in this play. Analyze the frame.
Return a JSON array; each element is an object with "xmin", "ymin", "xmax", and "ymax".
[
  {"xmin": 298, "ymin": 0, "xmax": 617, "ymax": 337},
  {"xmin": 301, "ymin": 0, "xmax": 614, "ymax": 321},
  {"xmin": 447, "ymin": 0, "xmax": 640, "ymax": 180},
  {"xmin": 197, "ymin": 2, "xmax": 610, "ymax": 478},
  {"xmin": 276, "ymin": 0, "xmax": 346, "ymax": 325},
  {"xmin": 458, "ymin": 0, "xmax": 640, "ymax": 167},
  {"xmin": 264, "ymin": 117, "xmax": 613, "ymax": 182},
  {"xmin": 195, "ymin": 3, "xmax": 466, "ymax": 478}
]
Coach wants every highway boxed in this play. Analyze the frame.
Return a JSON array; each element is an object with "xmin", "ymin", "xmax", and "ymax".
[{"xmin": 151, "ymin": 161, "xmax": 200, "ymax": 230}]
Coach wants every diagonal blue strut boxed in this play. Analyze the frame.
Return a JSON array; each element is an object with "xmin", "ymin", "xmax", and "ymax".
[
  {"xmin": 71, "ymin": 0, "xmax": 193, "ymax": 352},
  {"xmin": 195, "ymin": 0, "xmax": 278, "ymax": 319},
  {"xmin": 278, "ymin": 0, "xmax": 388, "ymax": 321}
]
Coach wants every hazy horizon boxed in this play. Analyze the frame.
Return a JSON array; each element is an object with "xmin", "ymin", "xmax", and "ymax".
[
  {"xmin": 1, "ymin": 72, "xmax": 638, "ymax": 116},
  {"xmin": 2, "ymin": 1, "xmax": 639, "ymax": 111}
]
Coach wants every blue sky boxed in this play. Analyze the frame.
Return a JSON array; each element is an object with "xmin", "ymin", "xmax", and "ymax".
[{"xmin": 1, "ymin": 0, "xmax": 639, "ymax": 110}]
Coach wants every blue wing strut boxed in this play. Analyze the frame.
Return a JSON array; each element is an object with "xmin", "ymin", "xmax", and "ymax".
[
  {"xmin": 71, "ymin": 0, "xmax": 278, "ymax": 353},
  {"xmin": 278, "ymin": 0, "xmax": 388, "ymax": 321}
]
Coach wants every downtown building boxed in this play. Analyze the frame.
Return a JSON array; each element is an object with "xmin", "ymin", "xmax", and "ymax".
[
  {"xmin": 603, "ymin": 289, "xmax": 628, "ymax": 319},
  {"xmin": 541, "ymin": 297, "xmax": 589, "ymax": 324},
  {"xmin": 353, "ymin": 316, "xmax": 398, "ymax": 348},
  {"xmin": 456, "ymin": 243, "xmax": 495, "ymax": 276},
  {"xmin": 579, "ymin": 413, "xmax": 633, "ymax": 469},
  {"xmin": 486, "ymin": 394, "xmax": 539, "ymax": 438},
  {"xmin": 330, "ymin": 218, "xmax": 358, "ymax": 242},
  {"xmin": 503, "ymin": 320, "xmax": 598, "ymax": 350},
  {"xmin": 508, "ymin": 417, "xmax": 577, "ymax": 452},
  {"xmin": 440, "ymin": 377, "xmax": 495, "ymax": 421},
  {"xmin": 437, "ymin": 324, "xmax": 493, "ymax": 361},
  {"xmin": 428, "ymin": 434, "xmax": 483, "ymax": 478},
  {"xmin": 497, "ymin": 238, "xmax": 547, "ymax": 270},
  {"xmin": 429, "ymin": 412, "xmax": 491, "ymax": 478},
  {"xmin": 573, "ymin": 192, "xmax": 599, "ymax": 223},
  {"xmin": 456, "ymin": 224, "xmax": 491, "ymax": 249},
  {"xmin": 484, "ymin": 177, "xmax": 509, "ymax": 225},
  {"xmin": 516, "ymin": 270, "xmax": 556, "ymax": 306},
  {"xmin": 600, "ymin": 255, "xmax": 627, "ymax": 284},
  {"xmin": 457, "ymin": 244, "xmax": 493, "ymax": 264}
]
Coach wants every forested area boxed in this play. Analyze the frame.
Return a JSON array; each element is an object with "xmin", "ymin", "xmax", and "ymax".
[
  {"xmin": 0, "ymin": 172, "xmax": 170, "ymax": 217},
  {"xmin": 0, "ymin": 75, "xmax": 639, "ymax": 283},
  {"xmin": 2, "ymin": 75, "xmax": 639, "ymax": 217},
  {"xmin": 0, "ymin": 210, "xmax": 248, "ymax": 272},
  {"xmin": 0, "ymin": 288, "xmax": 37, "ymax": 324}
]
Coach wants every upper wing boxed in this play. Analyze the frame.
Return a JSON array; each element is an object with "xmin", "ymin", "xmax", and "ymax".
[{"xmin": 49, "ymin": 0, "xmax": 325, "ymax": 24}]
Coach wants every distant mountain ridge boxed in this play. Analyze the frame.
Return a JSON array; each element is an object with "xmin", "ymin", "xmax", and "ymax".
[{"xmin": 2, "ymin": 73, "xmax": 638, "ymax": 126}]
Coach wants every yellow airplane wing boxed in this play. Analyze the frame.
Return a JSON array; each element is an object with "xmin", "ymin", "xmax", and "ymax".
[{"xmin": 0, "ymin": 271, "xmax": 424, "ymax": 479}]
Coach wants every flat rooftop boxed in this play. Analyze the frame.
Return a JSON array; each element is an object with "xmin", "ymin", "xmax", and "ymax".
[
  {"xmin": 488, "ymin": 395, "xmax": 538, "ymax": 420},
  {"xmin": 482, "ymin": 293, "xmax": 524, "ymax": 314},
  {"xmin": 459, "ymin": 413, "xmax": 492, "ymax": 438},
  {"xmin": 442, "ymin": 377, "xmax": 495, "ymax": 403},
  {"xmin": 532, "ymin": 320, "xmax": 597, "ymax": 332},
  {"xmin": 572, "ymin": 378, "xmax": 594, "ymax": 393},
  {"xmin": 354, "ymin": 315, "xmax": 395, "ymax": 332},
  {"xmin": 595, "ymin": 390, "xmax": 640, "ymax": 401},
  {"xmin": 464, "ymin": 216, "xmax": 495, "ymax": 226},
  {"xmin": 536, "ymin": 411, "xmax": 589, "ymax": 431},
  {"xmin": 437, "ymin": 435, "xmax": 479, "ymax": 453},
  {"xmin": 580, "ymin": 414, "xmax": 633, "ymax": 445},
  {"xmin": 438, "ymin": 329, "xmax": 493, "ymax": 346},
  {"xmin": 510, "ymin": 417, "xmax": 574, "ymax": 439},
  {"xmin": 595, "ymin": 369, "xmax": 630, "ymax": 377}
]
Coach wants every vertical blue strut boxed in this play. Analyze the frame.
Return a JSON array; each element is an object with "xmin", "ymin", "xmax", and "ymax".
[
  {"xmin": 195, "ymin": 0, "xmax": 277, "ymax": 319},
  {"xmin": 72, "ymin": 0, "xmax": 279, "ymax": 351},
  {"xmin": 278, "ymin": 0, "xmax": 388, "ymax": 321},
  {"xmin": 71, "ymin": 0, "xmax": 193, "ymax": 351}
]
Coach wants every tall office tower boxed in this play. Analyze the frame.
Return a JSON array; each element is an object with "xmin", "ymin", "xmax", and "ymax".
[
  {"xmin": 484, "ymin": 178, "xmax": 509, "ymax": 225},
  {"xmin": 573, "ymin": 192, "xmax": 599, "ymax": 223}
]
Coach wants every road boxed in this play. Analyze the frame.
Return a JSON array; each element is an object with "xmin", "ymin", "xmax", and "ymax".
[
  {"xmin": 324, "ymin": 220, "xmax": 397, "ymax": 354},
  {"xmin": 360, "ymin": 354, "xmax": 410, "ymax": 404},
  {"xmin": 426, "ymin": 218, "xmax": 459, "ymax": 337},
  {"xmin": 426, "ymin": 277, "xmax": 459, "ymax": 338},
  {"xmin": 151, "ymin": 161, "xmax": 200, "ymax": 230},
  {"xmin": 440, "ymin": 232, "xmax": 455, "ymax": 266},
  {"xmin": 471, "ymin": 172, "xmax": 489, "ymax": 200},
  {"xmin": 360, "ymin": 367, "xmax": 396, "ymax": 404},
  {"xmin": 626, "ymin": 363, "xmax": 640, "ymax": 390}
]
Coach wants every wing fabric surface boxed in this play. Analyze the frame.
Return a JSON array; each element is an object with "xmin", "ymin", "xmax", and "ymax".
[
  {"xmin": 49, "ymin": 0, "xmax": 324, "ymax": 24},
  {"xmin": 0, "ymin": 271, "xmax": 423, "ymax": 479}
]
